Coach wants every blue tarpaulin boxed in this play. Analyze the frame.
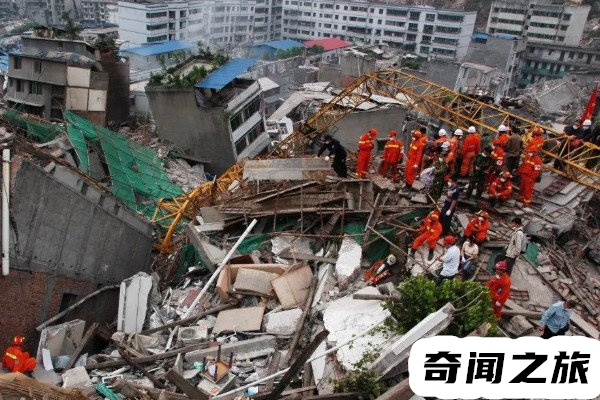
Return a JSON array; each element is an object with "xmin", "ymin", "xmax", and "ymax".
[{"xmin": 195, "ymin": 58, "xmax": 257, "ymax": 90}]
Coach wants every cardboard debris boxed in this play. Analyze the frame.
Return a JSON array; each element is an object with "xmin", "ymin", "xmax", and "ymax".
[
  {"xmin": 213, "ymin": 306, "xmax": 266, "ymax": 334},
  {"xmin": 232, "ymin": 268, "xmax": 279, "ymax": 297},
  {"xmin": 271, "ymin": 264, "xmax": 314, "ymax": 308},
  {"xmin": 216, "ymin": 264, "xmax": 291, "ymax": 302}
]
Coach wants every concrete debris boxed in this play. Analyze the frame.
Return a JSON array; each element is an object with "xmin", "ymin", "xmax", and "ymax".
[
  {"xmin": 61, "ymin": 366, "xmax": 92, "ymax": 389},
  {"xmin": 117, "ymin": 272, "xmax": 154, "ymax": 334},
  {"xmin": 213, "ymin": 306, "xmax": 266, "ymax": 334},
  {"xmin": 504, "ymin": 315, "xmax": 534, "ymax": 337},
  {"xmin": 265, "ymin": 308, "xmax": 303, "ymax": 335},
  {"xmin": 334, "ymin": 236, "xmax": 363, "ymax": 289}
]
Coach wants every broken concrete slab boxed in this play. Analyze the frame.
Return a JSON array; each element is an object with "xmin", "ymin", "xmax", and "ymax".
[
  {"xmin": 232, "ymin": 268, "xmax": 279, "ymax": 297},
  {"xmin": 310, "ymin": 340, "xmax": 327, "ymax": 386},
  {"xmin": 265, "ymin": 308, "xmax": 302, "ymax": 336},
  {"xmin": 504, "ymin": 315, "xmax": 534, "ymax": 337},
  {"xmin": 370, "ymin": 303, "xmax": 454, "ymax": 379},
  {"xmin": 117, "ymin": 272, "xmax": 153, "ymax": 334},
  {"xmin": 323, "ymin": 287, "xmax": 391, "ymax": 369},
  {"xmin": 213, "ymin": 306, "xmax": 265, "ymax": 334},
  {"xmin": 271, "ymin": 264, "xmax": 314, "ymax": 308},
  {"xmin": 36, "ymin": 320, "xmax": 86, "ymax": 365},
  {"xmin": 243, "ymin": 158, "xmax": 331, "ymax": 181},
  {"xmin": 185, "ymin": 336, "xmax": 277, "ymax": 363},
  {"xmin": 334, "ymin": 236, "xmax": 363, "ymax": 289},
  {"xmin": 271, "ymin": 236, "xmax": 313, "ymax": 258},
  {"xmin": 62, "ymin": 366, "xmax": 91, "ymax": 389}
]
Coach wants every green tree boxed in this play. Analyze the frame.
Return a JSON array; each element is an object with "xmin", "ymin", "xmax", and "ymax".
[
  {"xmin": 309, "ymin": 44, "xmax": 326, "ymax": 54},
  {"xmin": 333, "ymin": 351, "xmax": 386, "ymax": 399},
  {"xmin": 382, "ymin": 276, "xmax": 495, "ymax": 337},
  {"xmin": 401, "ymin": 58, "xmax": 421, "ymax": 70},
  {"xmin": 60, "ymin": 11, "xmax": 81, "ymax": 39}
]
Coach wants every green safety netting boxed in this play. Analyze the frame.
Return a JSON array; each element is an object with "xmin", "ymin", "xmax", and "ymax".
[
  {"xmin": 63, "ymin": 111, "xmax": 183, "ymax": 219},
  {"xmin": 2, "ymin": 110, "xmax": 63, "ymax": 142},
  {"xmin": 343, "ymin": 220, "xmax": 396, "ymax": 263}
]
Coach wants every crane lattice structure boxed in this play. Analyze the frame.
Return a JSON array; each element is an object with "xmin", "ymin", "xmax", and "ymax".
[{"xmin": 152, "ymin": 69, "xmax": 600, "ymax": 252}]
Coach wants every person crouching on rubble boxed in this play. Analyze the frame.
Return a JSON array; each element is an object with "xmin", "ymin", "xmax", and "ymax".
[
  {"xmin": 460, "ymin": 236, "xmax": 479, "ymax": 280},
  {"xmin": 317, "ymin": 134, "xmax": 348, "ymax": 178},
  {"xmin": 488, "ymin": 171, "xmax": 513, "ymax": 206},
  {"xmin": 485, "ymin": 260, "xmax": 511, "ymax": 318},
  {"xmin": 2, "ymin": 336, "xmax": 36, "ymax": 373},
  {"xmin": 408, "ymin": 210, "xmax": 442, "ymax": 261},
  {"xmin": 462, "ymin": 210, "xmax": 490, "ymax": 244}
]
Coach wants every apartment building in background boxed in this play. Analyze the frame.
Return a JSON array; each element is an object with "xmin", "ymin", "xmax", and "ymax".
[
  {"xmin": 17, "ymin": 0, "xmax": 117, "ymax": 25},
  {"xmin": 117, "ymin": 0, "xmax": 282, "ymax": 49},
  {"xmin": 520, "ymin": 41, "xmax": 600, "ymax": 86},
  {"xmin": 486, "ymin": 0, "xmax": 590, "ymax": 46},
  {"xmin": 280, "ymin": 1, "xmax": 476, "ymax": 60}
]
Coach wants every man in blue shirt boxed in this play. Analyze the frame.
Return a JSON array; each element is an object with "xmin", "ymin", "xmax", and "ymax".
[{"xmin": 539, "ymin": 299, "xmax": 576, "ymax": 339}]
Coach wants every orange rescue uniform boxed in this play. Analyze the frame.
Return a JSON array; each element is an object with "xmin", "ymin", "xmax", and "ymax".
[
  {"xmin": 379, "ymin": 137, "xmax": 404, "ymax": 182},
  {"xmin": 460, "ymin": 133, "xmax": 481, "ymax": 176},
  {"xmin": 356, "ymin": 132, "xmax": 374, "ymax": 178},
  {"xmin": 492, "ymin": 133, "xmax": 509, "ymax": 149},
  {"xmin": 527, "ymin": 136, "xmax": 544, "ymax": 153},
  {"xmin": 405, "ymin": 132, "xmax": 426, "ymax": 185},
  {"xmin": 485, "ymin": 273, "xmax": 512, "ymax": 318},
  {"xmin": 518, "ymin": 154, "xmax": 542, "ymax": 206},
  {"xmin": 411, "ymin": 212, "xmax": 442, "ymax": 251},
  {"xmin": 2, "ymin": 346, "xmax": 36, "ymax": 373},
  {"xmin": 489, "ymin": 177, "xmax": 513, "ymax": 201},
  {"xmin": 464, "ymin": 217, "xmax": 491, "ymax": 243}
]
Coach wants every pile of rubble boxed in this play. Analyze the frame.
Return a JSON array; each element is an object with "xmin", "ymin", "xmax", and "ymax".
[{"xmin": 4, "ymin": 155, "xmax": 600, "ymax": 400}]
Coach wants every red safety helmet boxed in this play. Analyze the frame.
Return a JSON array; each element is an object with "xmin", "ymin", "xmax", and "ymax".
[
  {"xmin": 495, "ymin": 260, "xmax": 508, "ymax": 271},
  {"xmin": 412, "ymin": 130, "xmax": 422, "ymax": 139},
  {"xmin": 12, "ymin": 336, "xmax": 25, "ymax": 346},
  {"xmin": 370, "ymin": 128, "xmax": 378, "ymax": 138},
  {"xmin": 502, "ymin": 171, "xmax": 513, "ymax": 179},
  {"xmin": 443, "ymin": 236, "xmax": 456, "ymax": 245},
  {"xmin": 477, "ymin": 210, "xmax": 489, "ymax": 219},
  {"xmin": 532, "ymin": 126, "xmax": 543, "ymax": 136},
  {"xmin": 389, "ymin": 130, "xmax": 397, "ymax": 137},
  {"xmin": 428, "ymin": 211, "xmax": 440, "ymax": 221}
]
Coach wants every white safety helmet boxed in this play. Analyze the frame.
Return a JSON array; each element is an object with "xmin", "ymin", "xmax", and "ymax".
[
  {"xmin": 583, "ymin": 119, "xmax": 592, "ymax": 127},
  {"xmin": 498, "ymin": 124, "xmax": 508, "ymax": 132},
  {"xmin": 438, "ymin": 128, "xmax": 447, "ymax": 137},
  {"xmin": 387, "ymin": 254, "xmax": 397, "ymax": 265},
  {"xmin": 441, "ymin": 141, "xmax": 451, "ymax": 150},
  {"xmin": 454, "ymin": 129, "xmax": 464, "ymax": 136},
  {"xmin": 468, "ymin": 126, "xmax": 476, "ymax": 134}
]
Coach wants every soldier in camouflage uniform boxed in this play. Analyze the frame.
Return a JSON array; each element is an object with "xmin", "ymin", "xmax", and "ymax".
[
  {"xmin": 465, "ymin": 146, "xmax": 493, "ymax": 199},
  {"xmin": 430, "ymin": 152, "xmax": 450, "ymax": 202}
]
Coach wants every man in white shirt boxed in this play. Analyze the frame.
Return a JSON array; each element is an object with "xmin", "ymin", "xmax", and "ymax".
[
  {"xmin": 461, "ymin": 236, "xmax": 479, "ymax": 280},
  {"xmin": 437, "ymin": 235, "xmax": 460, "ymax": 284},
  {"xmin": 505, "ymin": 217, "xmax": 524, "ymax": 275}
]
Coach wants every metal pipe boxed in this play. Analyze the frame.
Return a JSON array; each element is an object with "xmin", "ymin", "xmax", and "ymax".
[{"xmin": 2, "ymin": 148, "xmax": 10, "ymax": 276}]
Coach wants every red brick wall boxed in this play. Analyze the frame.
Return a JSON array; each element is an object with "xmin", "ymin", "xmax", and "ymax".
[{"xmin": 0, "ymin": 269, "xmax": 120, "ymax": 355}]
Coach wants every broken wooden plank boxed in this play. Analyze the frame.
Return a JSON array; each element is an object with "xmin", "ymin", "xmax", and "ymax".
[
  {"xmin": 165, "ymin": 369, "xmax": 208, "ymax": 399},
  {"xmin": 282, "ymin": 277, "xmax": 318, "ymax": 367},
  {"xmin": 64, "ymin": 322, "xmax": 99, "ymax": 371},
  {"xmin": 352, "ymin": 293, "xmax": 401, "ymax": 302},
  {"xmin": 375, "ymin": 378, "xmax": 413, "ymax": 400},
  {"xmin": 264, "ymin": 352, "xmax": 282, "ymax": 392}
]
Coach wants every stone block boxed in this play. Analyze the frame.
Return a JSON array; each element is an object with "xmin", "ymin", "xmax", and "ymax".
[
  {"xmin": 178, "ymin": 325, "xmax": 208, "ymax": 345},
  {"xmin": 265, "ymin": 308, "xmax": 302, "ymax": 335},
  {"xmin": 504, "ymin": 315, "xmax": 534, "ymax": 337},
  {"xmin": 334, "ymin": 236, "xmax": 362, "ymax": 289}
]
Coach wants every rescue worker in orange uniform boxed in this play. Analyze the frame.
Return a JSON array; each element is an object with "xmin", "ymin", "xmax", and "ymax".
[
  {"xmin": 447, "ymin": 129, "xmax": 462, "ymax": 177},
  {"xmin": 460, "ymin": 126, "xmax": 481, "ymax": 176},
  {"xmin": 405, "ymin": 129, "xmax": 427, "ymax": 187},
  {"xmin": 492, "ymin": 124, "xmax": 510, "ymax": 149},
  {"xmin": 409, "ymin": 210, "xmax": 443, "ymax": 261},
  {"xmin": 379, "ymin": 130, "xmax": 404, "ymax": 182},
  {"xmin": 517, "ymin": 150, "xmax": 542, "ymax": 207},
  {"xmin": 487, "ymin": 144, "xmax": 506, "ymax": 185},
  {"xmin": 434, "ymin": 128, "xmax": 448, "ymax": 146},
  {"xmin": 356, "ymin": 128, "xmax": 377, "ymax": 178},
  {"xmin": 2, "ymin": 336, "xmax": 36, "ymax": 373},
  {"xmin": 526, "ymin": 126, "xmax": 544, "ymax": 153},
  {"xmin": 489, "ymin": 171, "xmax": 513, "ymax": 206},
  {"xmin": 463, "ymin": 210, "xmax": 491, "ymax": 244},
  {"xmin": 485, "ymin": 260, "xmax": 512, "ymax": 318}
]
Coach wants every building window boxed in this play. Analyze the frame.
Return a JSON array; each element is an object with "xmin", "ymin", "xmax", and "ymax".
[
  {"xmin": 409, "ymin": 11, "xmax": 420, "ymax": 20},
  {"xmin": 16, "ymin": 79, "xmax": 23, "ymax": 92},
  {"xmin": 235, "ymin": 137, "xmax": 247, "ymax": 154},
  {"xmin": 34, "ymin": 60, "xmax": 42, "ymax": 73},
  {"xmin": 425, "ymin": 13, "xmax": 435, "ymax": 22},
  {"xmin": 408, "ymin": 23, "xmax": 418, "ymax": 32},
  {"xmin": 563, "ymin": 13, "xmax": 571, "ymax": 21},
  {"xmin": 13, "ymin": 57, "xmax": 21, "ymax": 69},
  {"xmin": 29, "ymin": 82, "xmax": 42, "ymax": 95},
  {"xmin": 420, "ymin": 45, "xmax": 430, "ymax": 54}
]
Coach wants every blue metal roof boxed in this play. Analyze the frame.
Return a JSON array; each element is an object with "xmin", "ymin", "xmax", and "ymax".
[
  {"xmin": 195, "ymin": 59, "xmax": 257, "ymax": 91},
  {"xmin": 255, "ymin": 39, "xmax": 306, "ymax": 50},
  {"xmin": 495, "ymin": 33, "xmax": 518, "ymax": 40},
  {"xmin": 124, "ymin": 40, "xmax": 194, "ymax": 57},
  {"xmin": 472, "ymin": 32, "xmax": 489, "ymax": 40},
  {"xmin": 0, "ymin": 49, "xmax": 9, "ymax": 73}
]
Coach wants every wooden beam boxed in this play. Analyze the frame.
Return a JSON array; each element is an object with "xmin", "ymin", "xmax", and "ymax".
[
  {"xmin": 352, "ymin": 293, "xmax": 401, "ymax": 302},
  {"xmin": 165, "ymin": 369, "xmax": 208, "ymax": 399},
  {"xmin": 502, "ymin": 309, "xmax": 543, "ymax": 319},
  {"xmin": 119, "ymin": 348, "xmax": 166, "ymax": 389},
  {"xmin": 86, "ymin": 344, "xmax": 205, "ymax": 370},
  {"xmin": 264, "ymin": 352, "xmax": 282, "ymax": 392},
  {"xmin": 64, "ymin": 322, "xmax": 99, "ymax": 371},
  {"xmin": 375, "ymin": 378, "xmax": 413, "ymax": 400},
  {"xmin": 256, "ymin": 330, "xmax": 329, "ymax": 400},
  {"xmin": 282, "ymin": 277, "xmax": 318, "ymax": 367},
  {"xmin": 141, "ymin": 302, "xmax": 237, "ymax": 335}
]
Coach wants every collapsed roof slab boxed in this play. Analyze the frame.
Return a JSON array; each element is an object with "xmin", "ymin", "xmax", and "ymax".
[{"xmin": 243, "ymin": 158, "xmax": 332, "ymax": 181}]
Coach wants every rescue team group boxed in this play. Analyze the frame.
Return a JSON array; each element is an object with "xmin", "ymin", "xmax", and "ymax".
[{"xmin": 319, "ymin": 122, "xmax": 578, "ymax": 340}]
